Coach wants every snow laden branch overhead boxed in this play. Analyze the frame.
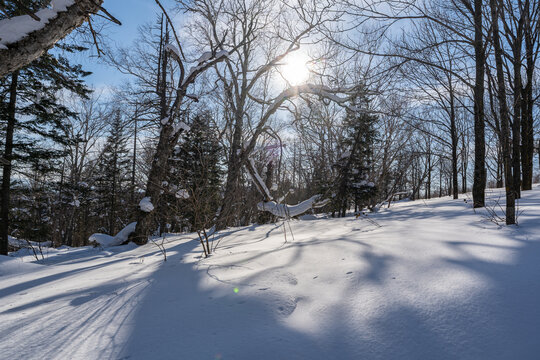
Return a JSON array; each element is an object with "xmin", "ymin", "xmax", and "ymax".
[{"xmin": 0, "ymin": 0, "xmax": 105, "ymax": 77}]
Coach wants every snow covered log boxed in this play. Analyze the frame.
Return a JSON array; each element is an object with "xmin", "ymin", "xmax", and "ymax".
[
  {"xmin": 257, "ymin": 195, "xmax": 330, "ymax": 218},
  {"xmin": 0, "ymin": 0, "xmax": 103, "ymax": 77},
  {"xmin": 89, "ymin": 222, "xmax": 137, "ymax": 247}
]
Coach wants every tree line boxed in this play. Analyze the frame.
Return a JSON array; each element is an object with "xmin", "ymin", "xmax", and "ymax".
[{"xmin": 0, "ymin": 0, "xmax": 538, "ymax": 255}]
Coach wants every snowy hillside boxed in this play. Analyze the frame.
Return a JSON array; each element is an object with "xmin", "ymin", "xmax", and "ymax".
[{"xmin": 1, "ymin": 187, "xmax": 540, "ymax": 360}]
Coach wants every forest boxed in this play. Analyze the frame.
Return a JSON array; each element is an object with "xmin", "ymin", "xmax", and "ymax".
[
  {"xmin": 1, "ymin": 1, "xmax": 540, "ymax": 359},
  {"xmin": 1, "ymin": 0, "xmax": 537, "ymax": 255}
]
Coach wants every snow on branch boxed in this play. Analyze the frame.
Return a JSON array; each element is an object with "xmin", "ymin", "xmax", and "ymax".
[
  {"xmin": 181, "ymin": 49, "xmax": 229, "ymax": 86},
  {"xmin": 0, "ymin": 0, "xmax": 104, "ymax": 77},
  {"xmin": 0, "ymin": 0, "xmax": 75, "ymax": 49},
  {"xmin": 246, "ymin": 154, "xmax": 329, "ymax": 218},
  {"xmin": 247, "ymin": 157, "xmax": 272, "ymax": 200},
  {"xmin": 139, "ymin": 197, "xmax": 154, "ymax": 213},
  {"xmin": 257, "ymin": 195, "xmax": 330, "ymax": 218}
]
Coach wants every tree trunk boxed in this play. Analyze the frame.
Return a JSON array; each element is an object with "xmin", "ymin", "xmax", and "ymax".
[
  {"xmin": 511, "ymin": 21, "xmax": 523, "ymax": 199},
  {"xmin": 521, "ymin": 4, "xmax": 535, "ymax": 191},
  {"xmin": 450, "ymin": 87, "xmax": 459, "ymax": 199},
  {"xmin": 131, "ymin": 28, "xmax": 176, "ymax": 244},
  {"xmin": 461, "ymin": 132, "xmax": 468, "ymax": 193},
  {"xmin": 0, "ymin": 0, "xmax": 104, "ymax": 77},
  {"xmin": 216, "ymin": 99, "xmax": 245, "ymax": 229},
  {"xmin": 490, "ymin": 0, "xmax": 515, "ymax": 225},
  {"xmin": 0, "ymin": 71, "xmax": 18, "ymax": 255},
  {"xmin": 472, "ymin": 0, "xmax": 486, "ymax": 208}
]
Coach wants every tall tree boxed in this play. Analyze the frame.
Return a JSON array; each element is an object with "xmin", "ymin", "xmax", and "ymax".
[{"xmin": 0, "ymin": 49, "xmax": 90, "ymax": 255}]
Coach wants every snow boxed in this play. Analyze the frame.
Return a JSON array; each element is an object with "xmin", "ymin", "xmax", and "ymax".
[
  {"xmin": 197, "ymin": 51, "xmax": 212, "ymax": 63},
  {"xmin": 249, "ymin": 158, "xmax": 272, "ymax": 199},
  {"xmin": 257, "ymin": 194, "xmax": 328, "ymax": 218},
  {"xmin": 164, "ymin": 43, "xmax": 181, "ymax": 59},
  {"xmin": 215, "ymin": 49, "xmax": 229, "ymax": 58},
  {"xmin": 8, "ymin": 235, "xmax": 51, "ymax": 250},
  {"xmin": 181, "ymin": 50, "xmax": 230, "ymax": 86},
  {"xmin": 2, "ymin": 187, "xmax": 540, "ymax": 359},
  {"xmin": 88, "ymin": 222, "xmax": 137, "ymax": 248},
  {"xmin": 0, "ymin": 0, "xmax": 74, "ymax": 50},
  {"xmin": 138, "ymin": 197, "xmax": 154, "ymax": 212},
  {"xmin": 173, "ymin": 121, "xmax": 190, "ymax": 134},
  {"xmin": 175, "ymin": 189, "xmax": 190, "ymax": 199},
  {"xmin": 0, "ymin": 256, "xmax": 43, "ymax": 276}
]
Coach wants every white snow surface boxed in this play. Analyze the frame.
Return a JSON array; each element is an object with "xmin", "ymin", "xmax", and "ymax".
[
  {"xmin": 88, "ymin": 222, "xmax": 137, "ymax": 248},
  {"xmin": 138, "ymin": 196, "xmax": 154, "ymax": 212},
  {"xmin": 0, "ymin": 0, "xmax": 74, "ymax": 49},
  {"xmin": 2, "ymin": 187, "xmax": 540, "ymax": 359}
]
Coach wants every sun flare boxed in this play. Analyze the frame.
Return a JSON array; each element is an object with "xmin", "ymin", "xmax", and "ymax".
[{"xmin": 281, "ymin": 52, "xmax": 310, "ymax": 85}]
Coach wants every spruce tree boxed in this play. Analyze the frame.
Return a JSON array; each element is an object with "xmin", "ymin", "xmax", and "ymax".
[
  {"xmin": 0, "ymin": 41, "xmax": 90, "ymax": 254},
  {"xmin": 166, "ymin": 112, "xmax": 223, "ymax": 232},
  {"xmin": 332, "ymin": 94, "xmax": 378, "ymax": 217},
  {"xmin": 94, "ymin": 110, "xmax": 132, "ymax": 235}
]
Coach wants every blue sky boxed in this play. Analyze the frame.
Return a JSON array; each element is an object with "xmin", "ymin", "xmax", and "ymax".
[{"xmin": 71, "ymin": 0, "xmax": 175, "ymax": 88}]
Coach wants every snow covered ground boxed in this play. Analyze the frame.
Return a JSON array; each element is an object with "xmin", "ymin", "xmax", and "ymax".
[{"xmin": 1, "ymin": 187, "xmax": 540, "ymax": 359}]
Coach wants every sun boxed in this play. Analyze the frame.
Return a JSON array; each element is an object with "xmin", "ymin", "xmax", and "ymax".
[{"xmin": 281, "ymin": 52, "xmax": 310, "ymax": 85}]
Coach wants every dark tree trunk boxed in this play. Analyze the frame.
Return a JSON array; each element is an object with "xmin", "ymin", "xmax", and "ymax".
[
  {"xmin": 511, "ymin": 20, "xmax": 523, "ymax": 199},
  {"xmin": 131, "ymin": 28, "xmax": 179, "ymax": 244},
  {"xmin": 461, "ymin": 133, "xmax": 468, "ymax": 193},
  {"xmin": 427, "ymin": 150, "xmax": 432, "ymax": 199},
  {"xmin": 496, "ymin": 145, "xmax": 504, "ymax": 188},
  {"xmin": 472, "ymin": 0, "xmax": 486, "ymax": 208},
  {"xmin": 0, "ymin": 71, "xmax": 19, "ymax": 255},
  {"xmin": 216, "ymin": 106, "xmax": 244, "ymax": 229},
  {"xmin": 450, "ymin": 88, "xmax": 459, "ymax": 199},
  {"xmin": 491, "ymin": 0, "xmax": 515, "ymax": 224},
  {"xmin": 521, "ymin": 4, "xmax": 535, "ymax": 191}
]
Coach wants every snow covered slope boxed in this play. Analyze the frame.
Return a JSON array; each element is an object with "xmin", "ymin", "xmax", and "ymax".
[{"xmin": 1, "ymin": 187, "xmax": 540, "ymax": 359}]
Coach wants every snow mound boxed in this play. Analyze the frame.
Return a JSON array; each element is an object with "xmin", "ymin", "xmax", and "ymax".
[{"xmin": 89, "ymin": 222, "xmax": 137, "ymax": 247}]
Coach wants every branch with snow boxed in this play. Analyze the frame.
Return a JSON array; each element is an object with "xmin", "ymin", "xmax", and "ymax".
[
  {"xmin": 257, "ymin": 195, "xmax": 330, "ymax": 218},
  {"xmin": 246, "ymin": 154, "xmax": 329, "ymax": 218},
  {"xmin": 0, "ymin": 0, "xmax": 104, "ymax": 77},
  {"xmin": 139, "ymin": 197, "xmax": 154, "ymax": 213},
  {"xmin": 89, "ymin": 222, "xmax": 137, "ymax": 247}
]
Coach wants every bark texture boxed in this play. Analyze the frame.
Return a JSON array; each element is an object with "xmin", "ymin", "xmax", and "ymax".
[{"xmin": 0, "ymin": 0, "xmax": 103, "ymax": 77}]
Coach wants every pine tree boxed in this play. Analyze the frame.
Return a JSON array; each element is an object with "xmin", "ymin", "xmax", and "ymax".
[
  {"xmin": 332, "ymin": 94, "xmax": 378, "ymax": 217},
  {"xmin": 0, "ymin": 33, "xmax": 91, "ymax": 254},
  {"xmin": 166, "ymin": 112, "xmax": 223, "ymax": 233},
  {"xmin": 93, "ymin": 110, "xmax": 132, "ymax": 235}
]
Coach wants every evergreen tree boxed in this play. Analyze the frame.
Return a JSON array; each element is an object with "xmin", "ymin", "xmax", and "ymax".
[
  {"xmin": 94, "ymin": 110, "xmax": 132, "ymax": 235},
  {"xmin": 332, "ymin": 94, "xmax": 378, "ymax": 217},
  {"xmin": 166, "ymin": 112, "xmax": 223, "ymax": 232},
  {"xmin": 0, "ymin": 38, "xmax": 91, "ymax": 254}
]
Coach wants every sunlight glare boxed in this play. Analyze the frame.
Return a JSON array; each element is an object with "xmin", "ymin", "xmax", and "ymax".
[{"xmin": 282, "ymin": 52, "xmax": 310, "ymax": 85}]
